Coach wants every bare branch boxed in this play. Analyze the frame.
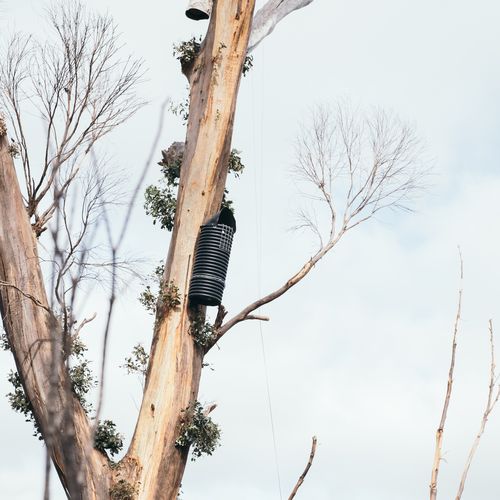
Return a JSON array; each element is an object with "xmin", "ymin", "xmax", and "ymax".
[
  {"xmin": 288, "ymin": 436, "xmax": 318, "ymax": 500},
  {"xmin": 210, "ymin": 235, "xmax": 341, "ymax": 349},
  {"xmin": 0, "ymin": 1, "xmax": 145, "ymax": 234},
  {"xmin": 429, "ymin": 248, "xmax": 463, "ymax": 500},
  {"xmin": 248, "ymin": 0, "xmax": 315, "ymax": 53},
  {"xmin": 210, "ymin": 102, "xmax": 426, "ymax": 349},
  {"xmin": 72, "ymin": 312, "xmax": 97, "ymax": 338},
  {"xmin": 246, "ymin": 314, "xmax": 270, "ymax": 322},
  {"xmin": 203, "ymin": 403, "xmax": 217, "ymax": 416},
  {"xmin": 92, "ymin": 98, "xmax": 167, "ymax": 428},
  {"xmin": 0, "ymin": 280, "xmax": 52, "ymax": 314},
  {"xmin": 455, "ymin": 319, "xmax": 500, "ymax": 500}
]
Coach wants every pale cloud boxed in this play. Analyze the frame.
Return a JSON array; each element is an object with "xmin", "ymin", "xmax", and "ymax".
[{"xmin": 1, "ymin": 0, "xmax": 500, "ymax": 499}]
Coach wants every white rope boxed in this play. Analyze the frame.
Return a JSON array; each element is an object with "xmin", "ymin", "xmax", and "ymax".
[{"xmin": 251, "ymin": 46, "xmax": 283, "ymax": 500}]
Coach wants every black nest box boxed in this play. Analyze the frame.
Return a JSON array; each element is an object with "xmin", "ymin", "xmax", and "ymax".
[{"xmin": 189, "ymin": 208, "xmax": 236, "ymax": 306}]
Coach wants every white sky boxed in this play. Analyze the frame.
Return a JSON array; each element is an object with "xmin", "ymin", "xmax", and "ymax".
[{"xmin": 2, "ymin": 1, "xmax": 500, "ymax": 499}]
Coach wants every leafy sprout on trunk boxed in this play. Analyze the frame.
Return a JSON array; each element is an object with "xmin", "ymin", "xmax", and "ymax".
[
  {"xmin": 138, "ymin": 264, "xmax": 181, "ymax": 314},
  {"xmin": 7, "ymin": 141, "xmax": 20, "ymax": 158},
  {"xmin": 175, "ymin": 401, "xmax": 221, "ymax": 460},
  {"xmin": 0, "ymin": 331, "xmax": 10, "ymax": 350},
  {"xmin": 6, "ymin": 322, "xmax": 124, "ymax": 457},
  {"xmin": 109, "ymin": 480, "xmax": 136, "ymax": 500},
  {"xmin": 189, "ymin": 314, "xmax": 217, "ymax": 349},
  {"xmin": 144, "ymin": 143, "xmax": 245, "ymax": 231},
  {"xmin": 173, "ymin": 36, "xmax": 253, "ymax": 77},
  {"xmin": 173, "ymin": 36, "xmax": 202, "ymax": 67},
  {"xmin": 94, "ymin": 419, "xmax": 124, "ymax": 457},
  {"xmin": 122, "ymin": 343, "xmax": 149, "ymax": 379},
  {"xmin": 6, "ymin": 370, "xmax": 42, "ymax": 439}
]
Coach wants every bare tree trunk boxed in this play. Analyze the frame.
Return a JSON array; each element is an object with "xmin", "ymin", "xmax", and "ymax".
[
  {"xmin": 0, "ymin": 125, "xmax": 110, "ymax": 498},
  {"xmin": 124, "ymin": 1, "xmax": 256, "ymax": 498}
]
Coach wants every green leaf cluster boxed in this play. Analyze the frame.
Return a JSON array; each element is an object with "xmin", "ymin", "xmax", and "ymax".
[
  {"xmin": 69, "ymin": 358, "xmax": 96, "ymax": 413},
  {"xmin": 189, "ymin": 315, "xmax": 217, "ymax": 349},
  {"xmin": 1, "ymin": 331, "xmax": 10, "ymax": 351},
  {"xmin": 173, "ymin": 36, "xmax": 253, "ymax": 77},
  {"xmin": 138, "ymin": 264, "xmax": 181, "ymax": 315},
  {"xmin": 94, "ymin": 419, "xmax": 124, "ymax": 457},
  {"xmin": 6, "ymin": 370, "xmax": 42, "ymax": 439},
  {"xmin": 109, "ymin": 480, "xmax": 136, "ymax": 500},
  {"xmin": 5, "ymin": 325, "xmax": 124, "ymax": 457},
  {"xmin": 173, "ymin": 36, "xmax": 202, "ymax": 66},
  {"xmin": 242, "ymin": 54, "xmax": 253, "ymax": 76},
  {"xmin": 144, "ymin": 145, "xmax": 244, "ymax": 232},
  {"xmin": 122, "ymin": 343, "xmax": 149, "ymax": 378},
  {"xmin": 8, "ymin": 142, "xmax": 20, "ymax": 158},
  {"xmin": 175, "ymin": 401, "xmax": 221, "ymax": 460}
]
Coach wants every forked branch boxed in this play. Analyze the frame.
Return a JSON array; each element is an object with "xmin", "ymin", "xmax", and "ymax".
[
  {"xmin": 0, "ymin": 2, "xmax": 144, "ymax": 235},
  {"xmin": 210, "ymin": 103, "xmax": 426, "ymax": 350},
  {"xmin": 209, "ymin": 233, "xmax": 342, "ymax": 349}
]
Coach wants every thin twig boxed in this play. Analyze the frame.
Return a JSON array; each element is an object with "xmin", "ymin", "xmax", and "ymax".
[
  {"xmin": 288, "ymin": 436, "xmax": 318, "ymax": 500},
  {"xmin": 93, "ymin": 99, "xmax": 167, "ymax": 426},
  {"xmin": 455, "ymin": 320, "xmax": 500, "ymax": 500},
  {"xmin": 72, "ymin": 312, "xmax": 97, "ymax": 338},
  {"xmin": 429, "ymin": 248, "xmax": 463, "ymax": 500}
]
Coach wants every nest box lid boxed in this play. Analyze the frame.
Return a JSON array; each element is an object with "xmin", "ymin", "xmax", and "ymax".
[{"xmin": 203, "ymin": 207, "xmax": 236, "ymax": 232}]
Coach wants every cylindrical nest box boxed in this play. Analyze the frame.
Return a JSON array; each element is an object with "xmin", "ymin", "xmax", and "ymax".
[{"xmin": 189, "ymin": 207, "xmax": 236, "ymax": 306}]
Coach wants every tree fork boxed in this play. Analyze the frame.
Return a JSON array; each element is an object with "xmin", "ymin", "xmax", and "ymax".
[{"xmin": 124, "ymin": 1, "xmax": 256, "ymax": 498}]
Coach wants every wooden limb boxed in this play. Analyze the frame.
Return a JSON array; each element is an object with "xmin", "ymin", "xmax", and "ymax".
[
  {"xmin": 203, "ymin": 402, "xmax": 217, "ymax": 416},
  {"xmin": 214, "ymin": 304, "xmax": 228, "ymax": 330},
  {"xmin": 248, "ymin": 0, "xmax": 315, "ymax": 53},
  {"xmin": 246, "ymin": 314, "xmax": 270, "ymax": 322},
  {"xmin": 429, "ymin": 249, "xmax": 463, "ymax": 500},
  {"xmin": 288, "ymin": 436, "xmax": 318, "ymax": 500},
  {"xmin": 0, "ymin": 280, "xmax": 52, "ymax": 313},
  {"xmin": 455, "ymin": 320, "xmax": 500, "ymax": 500},
  {"xmin": 209, "ymin": 231, "xmax": 343, "ymax": 351},
  {"xmin": 72, "ymin": 313, "xmax": 97, "ymax": 338},
  {"xmin": 211, "ymin": 258, "xmax": 313, "ymax": 347}
]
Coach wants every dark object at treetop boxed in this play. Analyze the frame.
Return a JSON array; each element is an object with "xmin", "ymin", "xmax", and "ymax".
[{"xmin": 185, "ymin": 0, "xmax": 211, "ymax": 20}]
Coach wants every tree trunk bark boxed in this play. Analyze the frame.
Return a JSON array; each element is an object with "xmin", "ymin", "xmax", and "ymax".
[
  {"xmin": 124, "ymin": 1, "xmax": 255, "ymax": 498},
  {"xmin": 0, "ymin": 123, "xmax": 110, "ymax": 498}
]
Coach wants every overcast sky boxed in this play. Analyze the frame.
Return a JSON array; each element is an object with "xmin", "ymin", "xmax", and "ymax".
[{"xmin": 2, "ymin": 1, "xmax": 500, "ymax": 499}]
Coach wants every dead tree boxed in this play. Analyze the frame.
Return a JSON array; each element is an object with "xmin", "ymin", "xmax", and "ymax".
[
  {"xmin": 429, "ymin": 254, "xmax": 500, "ymax": 500},
  {"xmin": 0, "ymin": 1, "xmax": 427, "ymax": 499}
]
